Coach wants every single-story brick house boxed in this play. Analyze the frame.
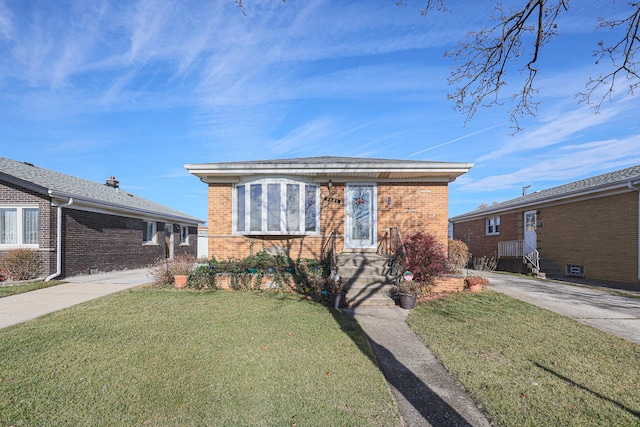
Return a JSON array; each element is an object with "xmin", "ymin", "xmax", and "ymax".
[
  {"xmin": 185, "ymin": 156, "xmax": 473, "ymax": 262},
  {"xmin": 0, "ymin": 157, "xmax": 203, "ymax": 279},
  {"xmin": 449, "ymin": 165, "xmax": 640, "ymax": 287}
]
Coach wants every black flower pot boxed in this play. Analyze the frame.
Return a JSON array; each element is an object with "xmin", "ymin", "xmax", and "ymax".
[
  {"xmin": 329, "ymin": 291, "xmax": 347, "ymax": 308},
  {"xmin": 398, "ymin": 293, "xmax": 417, "ymax": 310}
]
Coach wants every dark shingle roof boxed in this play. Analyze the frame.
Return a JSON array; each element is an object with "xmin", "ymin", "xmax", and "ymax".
[
  {"xmin": 451, "ymin": 164, "xmax": 640, "ymax": 221},
  {"xmin": 0, "ymin": 157, "xmax": 202, "ymax": 224}
]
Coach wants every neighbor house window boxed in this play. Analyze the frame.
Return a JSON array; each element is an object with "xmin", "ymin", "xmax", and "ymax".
[
  {"xmin": 143, "ymin": 221, "xmax": 157, "ymax": 243},
  {"xmin": 179, "ymin": 225, "xmax": 189, "ymax": 244},
  {"xmin": 234, "ymin": 179, "xmax": 319, "ymax": 235},
  {"xmin": 0, "ymin": 206, "xmax": 39, "ymax": 247},
  {"xmin": 485, "ymin": 216, "xmax": 500, "ymax": 235}
]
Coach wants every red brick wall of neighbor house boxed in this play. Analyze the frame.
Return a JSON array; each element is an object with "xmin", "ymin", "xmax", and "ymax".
[
  {"xmin": 537, "ymin": 192, "xmax": 639, "ymax": 284},
  {"xmin": 207, "ymin": 181, "xmax": 451, "ymax": 260},
  {"xmin": 452, "ymin": 211, "xmax": 520, "ymax": 260},
  {"xmin": 62, "ymin": 209, "xmax": 197, "ymax": 277},
  {"xmin": 0, "ymin": 180, "xmax": 56, "ymax": 277}
]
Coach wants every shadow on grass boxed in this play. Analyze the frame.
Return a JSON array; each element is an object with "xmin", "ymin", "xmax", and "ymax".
[
  {"xmin": 534, "ymin": 362, "xmax": 640, "ymax": 420},
  {"xmin": 328, "ymin": 306, "xmax": 475, "ymax": 426}
]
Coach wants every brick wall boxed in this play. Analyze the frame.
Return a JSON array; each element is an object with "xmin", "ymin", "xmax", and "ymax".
[
  {"xmin": 452, "ymin": 211, "xmax": 519, "ymax": 260},
  {"xmin": 538, "ymin": 192, "xmax": 639, "ymax": 284},
  {"xmin": 62, "ymin": 209, "xmax": 197, "ymax": 277},
  {"xmin": 0, "ymin": 180, "xmax": 56, "ymax": 277},
  {"xmin": 207, "ymin": 181, "xmax": 451, "ymax": 261}
]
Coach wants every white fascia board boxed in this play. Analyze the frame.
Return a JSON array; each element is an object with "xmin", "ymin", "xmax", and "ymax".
[{"xmin": 185, "ymin": 162, "xmax": 474, "ymax": 182}]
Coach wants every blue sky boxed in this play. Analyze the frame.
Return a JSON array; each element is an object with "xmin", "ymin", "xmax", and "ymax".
[{"xmin": 1, "ymin": 0, "xmax": 639, "ymax": 222}]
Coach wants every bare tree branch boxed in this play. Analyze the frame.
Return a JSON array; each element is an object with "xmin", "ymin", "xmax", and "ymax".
[
  {"xmin": 578, "ymin": 2, "xmax": 640, "ymax": 112},
  {"xmin": 396, "ymin": 0, "xmax": 449, "ymax": 16},
  {"xmin": 444, "ymin": 0, "xmax": 568, "ymax": 131}
]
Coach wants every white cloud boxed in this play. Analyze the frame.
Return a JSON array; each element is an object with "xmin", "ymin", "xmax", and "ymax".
[{"xmin": 459, "ymin": 135, "xmax": 640, "ymax": 193}]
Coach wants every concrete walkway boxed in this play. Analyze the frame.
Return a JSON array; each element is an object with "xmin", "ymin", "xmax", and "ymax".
[
  {"xmin": 0, "ymin": 269, "xmax": 152, "ymax": 329},
  {"xmin": 348, "ymin": 306, "xmax": 492, "ymax": 427},
  {"xmin": 483, "ymin": 272, "xmax": 640, "ymax": 346}
]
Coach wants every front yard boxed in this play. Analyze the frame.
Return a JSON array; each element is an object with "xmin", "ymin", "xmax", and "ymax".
[
  {"xmin": 0, "ymin": 289, "xmax": 401, "ymax": 426},
  {"xmin": 408, "ymin": 290, "xmax": 640, "ymax": 427}
]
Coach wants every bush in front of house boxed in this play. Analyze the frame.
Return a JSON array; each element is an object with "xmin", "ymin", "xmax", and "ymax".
[
  {"xmin": 447, "ymin": 239, "xmax": 469, "ymax": 271},
  {"xmin": 188, "ymin": 264, "xmax": 217, "ymax": 290},
  {"xmin": 149, "ymin": 254, "xmax": 197, "ymax": 287},
  {"xmin": 403, "ymin": 232, "xmax": 450, "ymax": 286},
  {"xmin": 1, "ymin": 248, "xmax": 42, "ymax": 281}
]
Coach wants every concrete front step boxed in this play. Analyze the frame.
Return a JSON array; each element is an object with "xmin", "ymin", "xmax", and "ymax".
[
  {"xmin": 346, "ymin": 283, "xmax": 397, "ymax": 307},
  {"xmin": 539, "ymin": 258, "xmax": 563, "ymax": 277},
  {"xmin": 337, "ymin": 253, "xmax": 397, "ymax": 307},
  {"xmin": 336, "ymin": 253, "xmax": 391, "ymax": 268}
]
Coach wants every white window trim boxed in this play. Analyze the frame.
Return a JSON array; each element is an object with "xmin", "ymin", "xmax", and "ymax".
[
  {"xmin": 179, "ymin": 225, "xmax": 190, "ymax": 245},
  {"xmin": 0, "ymin": 205, "xmax": 40, "ymax": 249},
  {"xmin": 233, "ymin": 178, "xmax": 321, "ymax": 236},
  {"xmin": 143, "ymin": 220, "xmax": 158, "ymax": 245},
  {"xmin": 485, "ymin": 216, "xmax": 500, "ymax": 236}
]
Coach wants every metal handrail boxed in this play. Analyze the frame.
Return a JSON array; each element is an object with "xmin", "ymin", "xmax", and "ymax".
[
  {"xmin": 498, "ymin": 240, "xmax": 539, "ymax": 271},
  {"xmin": 523, "ymin": 240, "xmax": 540, "ymax": 271},
  {"xmin": 322, "ymin": 228, "xmax": 338, "ymax": 272}
]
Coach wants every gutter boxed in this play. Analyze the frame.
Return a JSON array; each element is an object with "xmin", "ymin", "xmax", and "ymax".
[
  {"xmin": 45, "ymin": 195, "xmax": 74, "ymax": 282},
  {"xmin": 628, "ymin": 181, "xmax": 640, "ymax": 280}
]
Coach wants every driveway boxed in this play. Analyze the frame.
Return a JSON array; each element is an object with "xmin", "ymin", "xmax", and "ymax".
[
  {"xmin": 0, "ymin": 269, "xmax": 152, "ymax": 329},
  {"xmin": 483, "ymin": 272, "xmax": 640, "ymax": 346}
]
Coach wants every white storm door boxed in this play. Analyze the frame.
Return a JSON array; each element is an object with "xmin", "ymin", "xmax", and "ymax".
[
  {"xmin": 524, "ymin": 210, "xmax": 537, "ymax": 252},
  {"xmin": 345, "ymin": 184, "xmax": 377, "ymax": 249}
]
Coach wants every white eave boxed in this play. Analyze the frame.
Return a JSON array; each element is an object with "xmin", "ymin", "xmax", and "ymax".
[{"xmin": 185, "ymin": 159, "xmax": 474, "ymax": 183}]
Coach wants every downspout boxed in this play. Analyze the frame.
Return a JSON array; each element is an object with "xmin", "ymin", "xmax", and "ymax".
[
  {"xmin": 45, "ymin": 195, "xmax": 73, "ymax": 282},
  {"xmin": 628, "ymin": 182, "xmax": 640, "ymax": 280}
]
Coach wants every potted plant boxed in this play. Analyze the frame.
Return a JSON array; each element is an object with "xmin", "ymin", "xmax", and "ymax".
[
  {"xmin": 464, "ymin": 275, "xmax": 488, "ymax": 292},
  {"xmin": 397, "ymin": 280, "xmax": 419, "ymax": 310},
  {"xmin": 328, "ymin": 269, "xmax": 347, "ymax": 308},
  {"xmin": 168, "ymin": 254, "xmax": 196, "ymax": 288}
]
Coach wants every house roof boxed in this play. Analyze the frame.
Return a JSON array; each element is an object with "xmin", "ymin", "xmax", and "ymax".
[
  {"xmin": 0, "ymin": 157, "xmax": 203, "ymax": 224},
  {"xmin": 185, "ymin": 156, "xmax": 474, "ymax": 183},
  {"xmin": 450, "ymin": 164, "xmax": 640, "ymax": 222}
]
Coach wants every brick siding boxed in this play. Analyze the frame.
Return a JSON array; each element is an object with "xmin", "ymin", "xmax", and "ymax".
[
  {"xmin": 452, "ymin": 211, "xmax": 519, "ymax": 260},
  {"xmin": 0, "ymin": 180, "xmax": 56, "ymax": 277},
  {"xmin": 207, "ymin": 181, "xmax": 451, "ymax": 261},
  {"xmin": 452, "ymin": 191, "xmax": 640, "ymax": 284},
  {"xmin": 537, "ymin": 192, "xmax": 639, "ymax": 284},
  {"xmin": 62, "ymin": 209, "xmax": 197, "ymax": 277}
]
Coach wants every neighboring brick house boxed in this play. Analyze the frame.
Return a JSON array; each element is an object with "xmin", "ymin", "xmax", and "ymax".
[
  {"xmin": 0, "ymin": 157, "xmax": 203, "ymax": 279},
  {"xmin": 449, "ymin": 165, "xmax": 640, "ymax": 286},
  {"xmin": 185, "ymin": 156, "xmax": 472, "ymax": 261}
]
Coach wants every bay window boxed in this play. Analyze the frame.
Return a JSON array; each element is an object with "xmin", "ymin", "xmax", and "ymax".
[{"xmin": 234, "ymin": 179, "xmax": 319, "ymax": 235}]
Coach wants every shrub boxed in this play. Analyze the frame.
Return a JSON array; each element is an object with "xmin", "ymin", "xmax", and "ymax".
[
  {"xmin": 188, "ymin": 264, "xmax": 217, "ymax": 290},
  {"xmin": 2, "ymin": 249, "xmax": 42, "ymax": 280},
  {"xmin": 149, "ymin": 254, "xmax": 197, "ymax": 286},
  {"xmin": 403, "ymin": 232, "xmax": 450, "ymax": 285},
  {"xmin": 448, "ymin": 239, "xmax": 469, "ymax": 271},
  {"xmin": 464, "ymin": 275, "xmax": 489, "ymax": 287}
]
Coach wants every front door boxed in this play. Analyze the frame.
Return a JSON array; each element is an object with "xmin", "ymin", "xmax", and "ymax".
[
  {"xmin": 345, "ymin": 184, "xmax": 377, "ymax": 249},
  {"xmin": 164, "ymin": 224, "xmax": 174, "ymax": 259},
  {"xmin": 524, "ymin": 210, "xmax": 537, "ymax": 252}
]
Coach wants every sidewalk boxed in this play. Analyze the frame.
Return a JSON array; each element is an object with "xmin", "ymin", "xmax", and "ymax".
[
  {"xmin": 347, "ymin": 306, "xmax": 492, "ymax": 427},
  {"xmin": 0, "ymin": 269, "xmax": 152, "ymax": 329}
]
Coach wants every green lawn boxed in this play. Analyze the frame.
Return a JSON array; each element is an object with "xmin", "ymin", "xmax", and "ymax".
[
  {"xmin": 408, "ymin": 290, "xmax": 640, "ymax": 427},
  {"xmin": 0, "ymin": 289, "xmax": 401, "ymax": 426},
  {"xmin": 0, "ymin": 280, "xmax": 64, "ymax": 298}
]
